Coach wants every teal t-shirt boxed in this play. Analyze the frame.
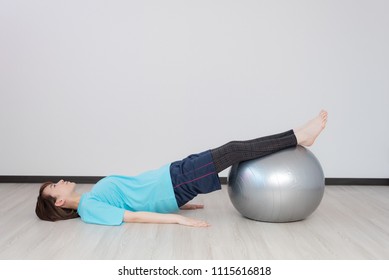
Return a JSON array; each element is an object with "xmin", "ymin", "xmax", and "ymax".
[{"xmin": 77, "ymin": 164, "xmax": 179, "ymax": 226}]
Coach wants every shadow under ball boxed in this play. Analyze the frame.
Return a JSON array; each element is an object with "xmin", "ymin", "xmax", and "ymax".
[{"xmin": 228, "ymin": 146, "xmax": 325, "ymax": 223}]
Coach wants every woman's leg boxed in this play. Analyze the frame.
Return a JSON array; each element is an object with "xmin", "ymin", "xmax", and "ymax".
[
  {"xmin": 171, "ymin": 110, "xmax": 328, "ymax": 206},
  {"xmin": 211, "ymin": 110, "xmax": 328, "ymax": 173},
  {"xmin": 210, "ymin": 130, "xmax": 297, "ymax": 173}
]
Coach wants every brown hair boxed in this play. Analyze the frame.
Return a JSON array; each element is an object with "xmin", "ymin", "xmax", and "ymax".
[{"xmin": 35, "ymin": 182, "xmax": 80, "ymax": 221}]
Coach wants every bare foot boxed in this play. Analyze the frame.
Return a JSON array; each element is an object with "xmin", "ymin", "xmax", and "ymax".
[{"xmin": 294, "ymin": 110, "xmax": 328, "ymax": 146}]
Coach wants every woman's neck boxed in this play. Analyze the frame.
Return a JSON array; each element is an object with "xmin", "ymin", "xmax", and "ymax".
[{"xmin": 65, "ymin": 193, "xmax": 82, "ymax": 210}]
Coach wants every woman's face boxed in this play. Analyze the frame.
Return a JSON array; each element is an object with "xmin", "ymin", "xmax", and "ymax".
[{"xmin": 42, "ymin": 179, "xmax": 76, "ymax": 199}]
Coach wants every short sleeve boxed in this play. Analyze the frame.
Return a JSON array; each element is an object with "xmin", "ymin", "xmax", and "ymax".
[{"xmin": 78, "ymin": 198, "xmax": 125, "ymax": 226}]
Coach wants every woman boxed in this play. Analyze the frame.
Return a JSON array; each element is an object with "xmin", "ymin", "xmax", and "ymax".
[{"xmin": 36, "ymin": 110, "xmax": 328, "ymax": 227}]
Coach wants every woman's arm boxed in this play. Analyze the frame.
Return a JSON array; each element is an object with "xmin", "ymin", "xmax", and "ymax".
[
  {"xmin": 180, "ymin": 203, "xmax": 204, "ymax": 210},
  {"xmin": 123, "ymin": 211, "xmax": 209, "ymax": 227}
]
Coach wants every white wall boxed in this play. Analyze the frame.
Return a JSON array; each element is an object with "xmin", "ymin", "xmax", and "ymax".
[{"xmin": 1, "ymin": 0, "xmax": 388, "ymax": 178}]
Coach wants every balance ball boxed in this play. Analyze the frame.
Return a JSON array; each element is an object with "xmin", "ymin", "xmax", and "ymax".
[{"xmin": 228, "ymin": 146, "xmax": 325, "ymax": 222}]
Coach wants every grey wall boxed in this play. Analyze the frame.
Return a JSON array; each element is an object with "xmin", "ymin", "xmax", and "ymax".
[{"xmin": 1, "ymin": 0, "xmax": 388, "ymax": 178}]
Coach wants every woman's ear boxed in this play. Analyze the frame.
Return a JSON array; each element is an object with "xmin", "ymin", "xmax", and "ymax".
[{"xmin": 55, "ymin": 198, "xmax": 65, "ymax": 207}]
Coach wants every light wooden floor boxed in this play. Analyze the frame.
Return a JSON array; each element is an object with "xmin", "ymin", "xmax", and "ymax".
[{"xmin": 0, "ymin": 183, "xmax": 388, "ymax": 260}]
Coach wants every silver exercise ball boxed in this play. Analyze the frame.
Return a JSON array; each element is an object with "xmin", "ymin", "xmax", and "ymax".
[{"xmin": 228, "ymin": 146, "xmax": 325, "ymax": 222}]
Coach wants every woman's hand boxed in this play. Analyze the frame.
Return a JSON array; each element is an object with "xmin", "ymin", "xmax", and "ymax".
[
  {"xmin": 177, "ymin": 215, "xmax": 210, "ymax": 227},
  {"xmin": 179, "ymin": 204, "xmax": 204, "ymax": 210}
]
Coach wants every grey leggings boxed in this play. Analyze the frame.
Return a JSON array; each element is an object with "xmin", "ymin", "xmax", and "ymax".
[{"xmin": 210, "ymin": 130, "xmax": 298, "ymax": 173}]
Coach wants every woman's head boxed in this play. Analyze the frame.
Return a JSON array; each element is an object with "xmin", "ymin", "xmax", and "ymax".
[{"xmin": 35, "ymin": 180, "xmax": 80, "ymax": 221}]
